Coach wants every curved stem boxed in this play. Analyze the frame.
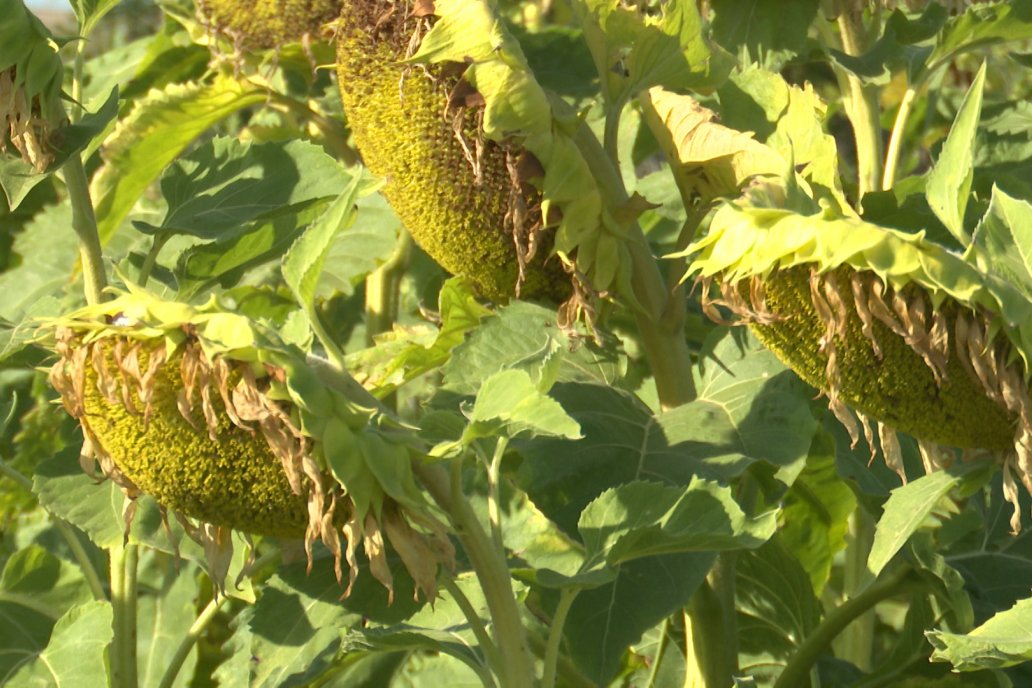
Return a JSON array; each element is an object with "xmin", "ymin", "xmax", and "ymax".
[
  {"xmin": 603, "ymin": 101, "xmax": 625, "ymax": 168},
  {"xmin": 773, "ymin": 565, "xmax": 918, "ymax": 688},
  {"xmin": 416, "ymin": 460, "xmax": 535, "ymax": 688},
  {"xmin": 138, "ymin": 234, "xmax": 169, "ymax": 288},
  {"xmin": 441, "ymin": 575, "xmax": 501, "ymax": 684},
  {"xmin": 157, "ymin": 593, "xmax": 228, "ymax": 688},
  {"xmin": 486, "ymin": 436, "xmax": 509, "ymax": 552},
  {"xmin": 881, "ymin": 86, "xmax": 918, "ymax": 191},
  {"xmin": 63, "ymin": 156, "xmax": 107, "ymax": 304},
  {"xmin": 71, "ymin": 38, "xmax": 87, "ymax": 123},
  {"xmin": 541, "ymin": 586, "xmax": 579, "ymax": 688}
]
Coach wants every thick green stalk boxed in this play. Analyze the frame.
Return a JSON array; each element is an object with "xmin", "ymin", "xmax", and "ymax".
[
  {"xmin": 686, "ymin": 557, "xmax": 737, "ymax": 688},
  {"xmin": 774, "ymin": 565, "xmax": 917, "ymax": 688},
  {"xmin": 62, "ymin": 156, "xmax": 107, "ymax": 305},
  {"xmin": 571, "ymin": 123, "xmax": 696, "ymax": 409},
  {"xmin": 541, "ymin": 586, "xmax": 579, "ymax": 688},
  {"xmin": 415, "ymin": 461, "xmax": 536, "ymax": 688},
  {"xmin": 110, "ymin": 543, "xmax": 139, "ymax": 688},
  {"xmin": 486, "ymin": 436, "xmax": 509, "ymax": 553}
]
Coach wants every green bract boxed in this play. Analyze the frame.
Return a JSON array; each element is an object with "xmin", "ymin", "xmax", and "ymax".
[
  {"xmin": 686, "ymin": 201, "xmax": 1032, "ymax": 530},
  {"xmin": 43, "ymin": 288, "xmax": 453, "ymax": 599},
  {"xmin": 335, "ymin": 0, "xmax": 621, "ymax": 304}
]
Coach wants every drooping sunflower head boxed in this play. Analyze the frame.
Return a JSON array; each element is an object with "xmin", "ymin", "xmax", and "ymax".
[
  {"xmin": 42, "ymin": 288, "xmax": 453, "ymax": 600},
  {"xmin": 1, "ymin": 3, "xmax": 65, "ymax": 173},
  {"xmin": 687, "ymin": 202, "xmax": 1032, "ymax": 530},
  {"xmin": 197, "ymin": 0, "xmax": 341, "ymax": 52}
]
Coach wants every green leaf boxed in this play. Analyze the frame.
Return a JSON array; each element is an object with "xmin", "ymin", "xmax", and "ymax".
[
  {"xmin": 563, "ymin": 552, "xmax": 713, "ymax": 685},
  {"xmin": 578, "ymin": 478, "xmax": 776, "ymax": 569},
  {"xmin": 827, "ymin": 5, "xmax": 946, "ymax": 86},
  {"xmin": 867, "ymin": 463, "xmax": 988, "ymax": 581},
  {"xmin": 928, "ymin": 596, "xmax": 1032, "ymax": 671},
  {"xmin": 175, "ymin": 199, "xmax": 334, "ymax": 297},
  {"xmin": 0, "ymin": 201, "xmax": 78, "ymax": 325},
  {"xmin": 710, "ymin": 0, "xmax": 819, "ymax": 70},
  {"xmin": 778, "ymin": 429, "xmax": 856, "ymax": 595},
  {"xmin": 0, "ymin": 545, "xmax": 94, "ymax": 681},
  {"xmin": 926, "ymin": 61, "xmax": 986, "ymax": 245},
  {"xmin": 6, "ymin": 600, "xmax": 113, "ymax": 688},
  {"xmin": 317, "ymin": 192, "xmax": 401, "ymax": 298},
  {"xmin": 281, "ymin": 171, "xmax": 371, "ymax": 323},
  {"xmin": 137, "ymin": 137, "xmax": 351, "ymax": 239},
  {"xmin": 970, "ymin": 185, "xmax": 1032, "ymax": 299},
  {"xmin": 136, "ymin": 560, "xmax": 203, "ymax": 688},
  {"xmin": 517, "ymin": 329, "xmax": 815, "ymax": 534},
  {"xmin": 442, "ymin": 300, "xmax": 626, "ymax": 394},
  {"xmin": 737, "ymin": 538, "xmax": 821, "ymax": 685},
  {"xmin": 910, "ymin": 531, "xmax": 973, "ymax": 632},
  {"xmin": 32, "ymin": 447, "xmax": 126, "ymax": 549},
  {"xmin": 90, "ymin": 75, "xmax": 268, "ymax": 244},
  {"xmin": 466, "ymin": 369, "xmax": 582, "ymax": 440},
  {"xmin": 574, "ymin": 0, "xmax": 727, "ymax": 105}
]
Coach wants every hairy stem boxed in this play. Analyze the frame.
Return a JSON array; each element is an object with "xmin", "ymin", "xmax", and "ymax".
[
  {"xmin": 774, "ymin": 565, "xmax": 917, "ymax": 688},
  {"xmin": 572, "ymin": 122, "xmax": 696, "ymax": 409},
  {"xmin": 62, "ymin": 156, "xmax": 107, "ymax": 305},
  {"xmin": 882, "ymin": 86, "xmax": 918, "ymax": 190},
  {"xmin": 415, "ymin": 461, "xmax": 536, "ymax": 688},
  {"xmin": 542, "ymin": 586, "xmax": 579, "ymax": 688}
]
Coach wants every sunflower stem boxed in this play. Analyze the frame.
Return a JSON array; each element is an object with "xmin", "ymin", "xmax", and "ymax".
[
  {"xmin": 486, "ymin": 435, "xmax": 509, "ymax": 553},
  {"xmin": 62, "ymin": 155, "xmax": 107, "ymax": 305},
  {"xmin": 645, "ymin": 616, "xmax": 670, "ymax": 688},
  {"xmin": 571, "ymin": 121, "xmax": 696, "ymax": 409},
  {"xmin": 110, "ymin": 542, "xmax": 139, "ymax": 688},
  {"xmin": 441, "ymin": 575, "xmax": 501, "ymax": 686},
  {"xmin": 415, "ymin": 461, "xmax": 536, "ymax": 688},
  {"xmin": 541, "ymin": 586, "xmax": 579, "ymax": 688},
  {"xmin": 882, "ymin": 85, "xmax": 918, "ymax": 191},
  {"xmin": 138, "ymin": 233, "xmax": 169, "ymax": 288},
  {"xmin": 158, "ymin": 592, "xmax": 227, "ymax": 688}
]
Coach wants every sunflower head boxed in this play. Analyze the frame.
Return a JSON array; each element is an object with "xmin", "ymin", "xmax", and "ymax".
[{"xmin": 42, "ymin": 288, "xmax": 453, "ymax": 600}]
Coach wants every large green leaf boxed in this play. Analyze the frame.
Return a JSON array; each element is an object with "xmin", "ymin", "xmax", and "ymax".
[
  {"xmin": 928, "ymin": 0, "xmax": 1032, "ymax": 75},
  {"xmin": 5, "ymin": 600, "xmax": 112, "ymax": 688},
  {"xmin": 737, "ymin": 538, "xmax": 821, "ymax": 685},
  {"xmin": 578, "ymin": 478, "xmax": 776, "ymax": 570},
  {"xmin": 0, "ymin": 201, "xmax": 77, "ymax": 325},
  {"xmin": 562, "ymin": 552, "xmax": 713, "ymax": 685},
  {"xmin": 90, "ymin": 76, "xmax": 267, "ymax": 244},
  {"xmin": 136, "ymin": 137, "xmax": 350, "ymax": 239},
  {"xmin": 777, "ymin": 429, "xmax": 856, "ymax": 595},
  {"xmin": 710, "ymin": 0, "xmax": 819, "ymax": 70},
  {"xmin": 0, "ymin": 545, "xmax": 94, "ymax": 682},
  {"xmin": 136, "ymin": 558, "xmax": 203, "ymax": 688},
  {"xmin": 926, "ymin": 61, "xmax": 986, "ymax": 245},
  {"xmin": 516, "ymin": 329, "xmax": 815, "ymax": 534}
]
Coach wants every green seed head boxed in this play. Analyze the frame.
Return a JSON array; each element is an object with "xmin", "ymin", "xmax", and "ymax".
[
  {"xmin": 335, "ymin": 0, "xmax": 571, "ymax": 302},
  {"xmin": 198, "ymin": 0, "xmax": 340, "ymax": 51}
]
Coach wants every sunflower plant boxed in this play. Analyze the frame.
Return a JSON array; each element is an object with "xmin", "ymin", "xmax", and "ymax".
[{"xmin": 5, "ymin": 0, "xmax": 1032, "ymax": 686}]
